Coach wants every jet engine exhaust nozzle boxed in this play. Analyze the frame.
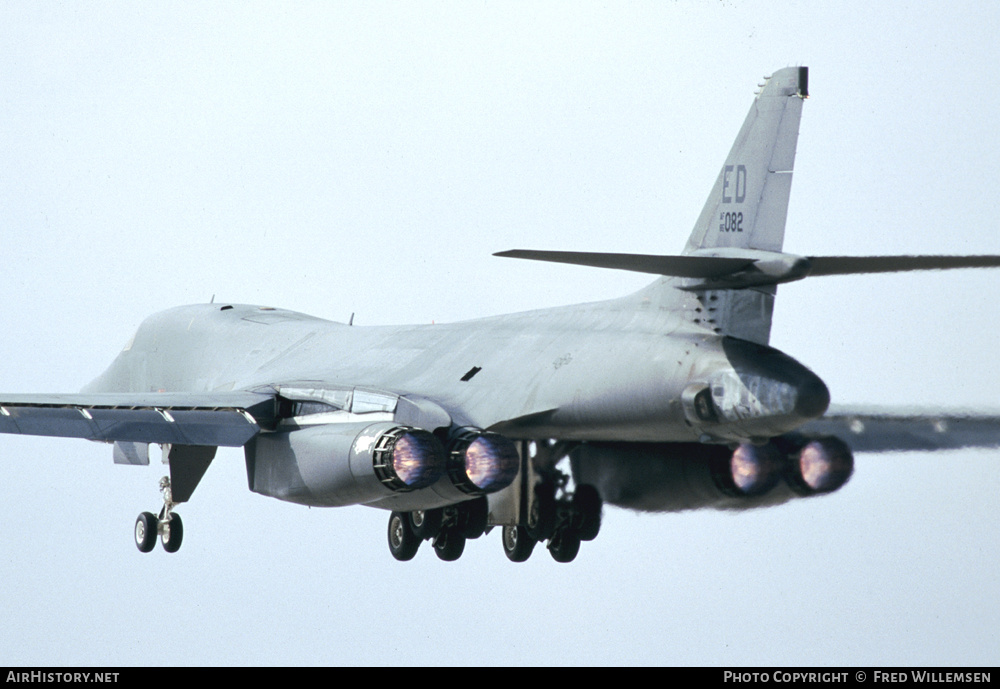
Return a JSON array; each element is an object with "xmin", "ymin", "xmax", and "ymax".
[
  {"xmin": 787, "ymin": 436, "xmax": 854, "ymax": 495},
  {"xmin": 372, "ymin": 427, "xmax": 446, "ymax": 492},
  {"xmin": 711, "ymin": 442, "xmax": 783, "ymax": 497},
  {"xmin": 448, "ymin": 432, "xmax": 520, "ymax": 495}
]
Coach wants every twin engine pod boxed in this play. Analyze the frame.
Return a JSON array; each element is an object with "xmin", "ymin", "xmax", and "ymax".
[
  {"xmin": 570, "ymin": 435, "xmax": 854, "ymax": 513},
  {"xmin": 245, "ymin": 421, "xmax": 519, "ymax": 508},
  {"xmin": 710, "ymin": 435, "xmax": 854, "ymax": 498}
]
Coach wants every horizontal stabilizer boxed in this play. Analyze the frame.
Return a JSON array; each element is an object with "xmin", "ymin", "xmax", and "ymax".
[
  {"xmin": 807, "ymin": 255, "xmax": 1000, "ymax": 275},
  {"xmin": 0, "ymin": 391, "xmax": 273, "ymax": 447},
  {"xmin": 496, "ymin": 249, "xmax": 1000, "ymax": 289},
  {"xmin": 493, "ymin": 250, "xmax": 752, "ymax": 278}
]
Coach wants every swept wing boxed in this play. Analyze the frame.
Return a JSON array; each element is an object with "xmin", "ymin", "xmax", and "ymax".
[
  {"xmin": 0, "ymin": 392, "xmax": 272, "ymax": 447},
  {"xmin": 801, "ymin": 405, "xmax": 1000, "ymax": 453}
]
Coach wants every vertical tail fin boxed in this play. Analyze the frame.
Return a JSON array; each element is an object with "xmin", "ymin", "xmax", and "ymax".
[
  {"xmin": 493, "ymin": 68, "xmax": 810, "ymax": 345},
  {"xmin": 684, "ymin": 66, "xmax": 807, "ymax": 255}
]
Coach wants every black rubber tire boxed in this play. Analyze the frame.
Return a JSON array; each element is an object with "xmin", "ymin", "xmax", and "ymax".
[
  {"xmin": 160, "ymin": 513, "xmax": 183, "ymax": 553},
  {"xmin": 388, "ymin": 511, "xmax": 420, "ymax": 561},
  {"xmin": 408, "ymin": 508, "xmax": 443, "ymax": 540},
  {"xmin": 573, "ymin": 484, "xmax": 602, "ymax": 542},
  {"xmin": 134, "ymin": 512, "xmax": 157, "ymax": 553},
  {"xmin": 502, "ymin": 525, "xmax": 536, "ymax": 563},
  {"xmin": 548, "ymin": 527, "xmax": 581, "ymax": 563},
  {"xmin": 459, "ymin": 497, "xmax": 488, "ymax": 539},
  {"xmin": 433, "ymin": 529, "xmax": 466, "ymax": 561}
]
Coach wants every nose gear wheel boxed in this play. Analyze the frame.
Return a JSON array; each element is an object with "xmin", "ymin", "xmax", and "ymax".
[{"xmin": 133, "ymin": 476, "xmax": 185, "ymax": 554}]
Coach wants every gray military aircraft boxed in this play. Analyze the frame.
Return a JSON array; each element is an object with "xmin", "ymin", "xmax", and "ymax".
[{"xmin": 4, "ymin": 66, "xmax": 1000, "ymax": 563}]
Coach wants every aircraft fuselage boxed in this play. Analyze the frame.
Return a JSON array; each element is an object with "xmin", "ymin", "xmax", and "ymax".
[{"xmin": 84, "ymin": 297, "xmax": 829, "ymax": 446}]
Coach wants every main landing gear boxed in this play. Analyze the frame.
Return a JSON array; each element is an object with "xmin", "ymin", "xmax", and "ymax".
[
  {"xmin": 387, "ymin": 496, "xmax": 490, "ymax": 562},
  {"xmin": 134, "ymin": 476, "xmax": 184, "ymax": 554},
  {"xmin": 385, "ymin": 479, "xmax": 603, "ymax": 564},
  {"xmin": 500, "ymin": 478, "xmax": 601, "ymax": 564}
]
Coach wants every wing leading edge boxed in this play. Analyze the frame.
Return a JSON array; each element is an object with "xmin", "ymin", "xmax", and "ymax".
[{"xmin": 0, "ymin": 392, "xmax": 274, "ymax": 447}]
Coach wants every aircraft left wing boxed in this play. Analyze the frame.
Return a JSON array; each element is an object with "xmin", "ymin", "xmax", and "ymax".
[
  {"xmin": 799, "ymin": 405, "xmax": 1000, "ymax": 453},
  {"xmin": 0, "ymin": 392, "xmax": 274, "ymax": 447}
]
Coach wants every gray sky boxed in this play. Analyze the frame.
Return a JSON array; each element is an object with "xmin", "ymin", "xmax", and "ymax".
[{"xmin": 2, "ymin": 1, "xmax": 998, "ymax": 666}]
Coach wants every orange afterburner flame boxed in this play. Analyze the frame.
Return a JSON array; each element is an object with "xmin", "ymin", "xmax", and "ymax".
[
  {"xmin": 463, "ymin": 434, "xmax": 520, "ymax": 491},
  {"xmin": 795, "ymin": 437, "xmax": 854, "ymax": 494},
  {"xmin": 391, "ymin": 431, "xmax": 445, "ymax": 489},
  {"xmin": 727, "ymin": 443, "xmax": 781, "ymax": 496}
]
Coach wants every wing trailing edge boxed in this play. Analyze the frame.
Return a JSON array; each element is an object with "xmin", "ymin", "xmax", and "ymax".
[{"xmin": 0, "ymin": 392, "xmax": 274, "ymax": 447}]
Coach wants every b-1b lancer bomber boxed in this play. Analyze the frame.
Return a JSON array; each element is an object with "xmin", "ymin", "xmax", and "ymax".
[{"xmin": 4, "ymin": 66, "xmax": 1000, "ymax": 563}]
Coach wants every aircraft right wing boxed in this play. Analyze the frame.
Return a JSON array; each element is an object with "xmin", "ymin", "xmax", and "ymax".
[{"xmin": 798, "ymin": 405, "xmax": 1000, "ymax": 453}]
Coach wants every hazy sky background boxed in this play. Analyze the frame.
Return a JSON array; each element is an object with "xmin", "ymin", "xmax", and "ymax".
[{"xmin": 2, "ymin": 2, "xmax": 998, "ymax": 666}]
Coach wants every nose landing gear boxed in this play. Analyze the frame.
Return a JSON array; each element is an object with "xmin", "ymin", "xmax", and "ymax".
[{"xmin": 133, "ymin": 476, "xmax": 184, "ymax": 554}]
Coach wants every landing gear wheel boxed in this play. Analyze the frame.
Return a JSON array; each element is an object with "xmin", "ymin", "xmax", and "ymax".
[
  {"xmin": 408, "ymin": 509, "xmax": 443, "ymax": 540},
  {"xmin": 548, "ymin": 527, "xmax": 581, "ymax": 563},
  {"xmin": 573, "ymin": 484, "xmax": 602, "ymax": 542},
  {"xmin": 160, "ymin": 512, "xmax": 183, "ymax": 553},
  {"xmin": 459, "ymin": 497, "xmax": 488, "ymax": 539},
  {"xmin": 134, "ymin": 512, "xmax": 157, "ymax": 553},
  {"xmin": 433, "ymin": 529, "xmax": 466, "ymax": 561},
  {"xmin": 388, "ymin": 511, "xmax": 421, "ymax": 561},
  {"xmin": 526, "ymin": 482, "xmax": 556, "ymax": 542},
  {"xmin": 502, "ymin": 525, "xmax": 536, "ymax": 562}
]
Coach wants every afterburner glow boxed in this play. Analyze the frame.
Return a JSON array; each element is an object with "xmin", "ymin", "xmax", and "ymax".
[
  {"xmin": 389, "ymin": 430, "xmax": 445, "ymax": 489},
  {"xmin": 795, "ymin": 437, "xmax": 854, "ymax": 494},
  {"xmin": 463, "ymin": 434, "xmax": 520, "ymax": 491},
  {"xmin": 730, "ymin": 443, "xmax": 782, "ymax": 495}
]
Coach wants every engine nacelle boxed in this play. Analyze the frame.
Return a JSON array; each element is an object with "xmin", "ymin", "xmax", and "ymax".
[
  {"xmin": 245, "ymin": 422, "xmax": 446, "ymax": 507},
  {"xmin": 570, "ymin": 435, "xmax": 854, "ymax": 512}
]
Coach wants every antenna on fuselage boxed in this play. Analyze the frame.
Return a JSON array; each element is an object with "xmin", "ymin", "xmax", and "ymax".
[{"xmin": 348, "ymin": 312, "xmax": 355, "ymax": 326}]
